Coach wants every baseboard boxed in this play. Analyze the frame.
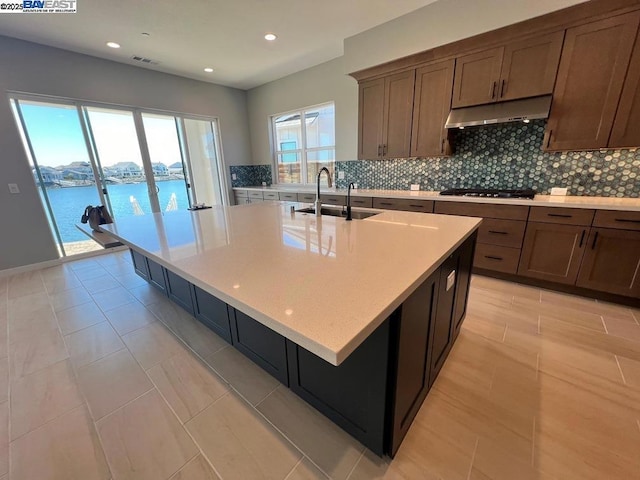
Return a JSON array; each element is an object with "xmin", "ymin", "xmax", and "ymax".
[{"xmin": 0, "ymin": 245, "xmax": 128, "ymax": 278}]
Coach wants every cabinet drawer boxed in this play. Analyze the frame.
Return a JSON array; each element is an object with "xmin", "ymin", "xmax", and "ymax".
[
  {"xmin": 320, "ymin": 194, "xmax": 347, "ymax": 206},
  {"xmin": 373, "ymin": 198, "xmax": 434, "ymax": 213},
  {"xmin": 231, "ymin": 309, "xmax": 288, "ymax": 384},
  {"xmin": 234, "ymin": 189, "xmax": 248, "ymax": 198},
  {"xmin": 278, "ymin": 192, "xmax": 298, "ymax": 201},
  {"xmin": 434, "ymin": 201, "xmax": 529, "ymax": 220},
  {"xmin": 263, "ymin": 192, "xmax": 278, "ymax": 200},
  {"xmin": 529, "ymin": 206, "xmax": 595, "ymax": 226},
  {"xmin": 248, "ymin": 190, "xmax": 264, "ymax": 199},
  {"xmin": 297, "ymin": 193, "xmax": 316, "ymax": 203},
  {"xmin": 592, "ymin": 210, "xmax": 640, "ymax": 231},
  {"xmin": 473, "ymin": 244, "xmax": 521, "ymax": 274},
  {"xmin": 349, "ymin": 196, "xmax": 373, "ymax": 208},
  {"xmin": 477, "ymin": 218, "xmax": 526, "ymax": 248}
]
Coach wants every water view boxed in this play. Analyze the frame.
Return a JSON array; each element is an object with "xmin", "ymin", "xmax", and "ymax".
[{"xmin": 43, "ymin": 179, "xmax": 189, "ymax": 244}]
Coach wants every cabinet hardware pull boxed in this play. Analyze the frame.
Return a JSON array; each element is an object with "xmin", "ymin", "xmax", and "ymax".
[
  {"xmin": 547, "ymin": 213, "xmax": 572, "ymax": 218},
  {"xmin": 546, "ymin": 130, "xmax": 552, "ymax": 149},
  {"xmin": 491, "ymin": 81, "xmax": 497, "ymax": 99},
  {"xmin": 383, "ymin": 144, "xmax": 387, "ymax": 156},
  {"xmin": 592, "ymin": 231, "xmax": 599, "ymax": 249},
  {"xmin": 488, "ymin": 230, "xmax": 508, "ymax": 235},
  {"xmin": 409, "ymin": 204, "xmax": 425, "ymax": 208},
  {"xmin": 485, "ymin": 255, "xmax": 503, "ymax": 261},
  {"xmin": 377, "ymin": 145, "xmax": 382, "ymax": 156},
  {"xmin": 441, "ymin": 139, "xmax": 445, "ymax": 154},
  {"xmin": 614, "ymin": 218, "xmax": 640, "ymax": 223},
  {"xmin": 500, "ymin": 79, "xmax": 506, "ymax": 98},
  {"xmin": 380, "ymin": 202, "xmax": 393, "ymax": 206},
  {"xmin": 579, "ymin": 230, "xmax": 586, "ymax": 247}
]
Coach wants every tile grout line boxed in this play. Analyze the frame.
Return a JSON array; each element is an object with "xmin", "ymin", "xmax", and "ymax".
[
  {"xmin": 601, "ymin": 315, "xmax": 608, "ymax": 334},
  {"xmin": 344, "ymin": 448, "xmax": 366, "ymax": 480},
  {"xmin": 531, "ymin": 416, "xmax": 536, "ymax": 467},
  {"xmin": 282, "ymin": 456, "xmax": 305, "ymax": 480},
  {"xmin": 614, "ymin": 355, "xmax": 627, "ymax": 385}
]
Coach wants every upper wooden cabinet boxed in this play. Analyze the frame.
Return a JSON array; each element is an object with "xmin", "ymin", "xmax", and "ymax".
[
  {"xmin": 358, "ymin": 71, "xmax": 415, "ymax": 160},
  {"xmin": 545, "ymin": 12, "xmax": 640, "ymax": 151},
  {"xmin": 411, "ymin": 60, "xmax": 455, "ymax": 157},
  {"xmin": 610, "ymin": 25, "xmax": 640, "ymax": 148},
  {"xmin": 452, "ymin": 47, "xmax": 503, "ymax": 108},
  {"xmin": 452, "ymin": 31, "xmax": 564, "ymax": 108}
]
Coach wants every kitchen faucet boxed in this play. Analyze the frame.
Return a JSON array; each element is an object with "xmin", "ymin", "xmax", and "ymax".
[
  {"xmin": 315, "ymin": 167, "xmax": 332, "ymax": 217},
  {"xmin": 346, "ymin": 182, "xmax": 355, "ymax": 221}
]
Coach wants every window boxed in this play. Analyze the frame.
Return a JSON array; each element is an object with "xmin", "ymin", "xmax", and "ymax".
[{"xmin": 272, "ymin": 102, "xmax": 335, "ymax": 184}]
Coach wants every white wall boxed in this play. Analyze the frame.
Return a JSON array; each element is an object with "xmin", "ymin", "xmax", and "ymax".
[
  {"xmin": 247, "ymin": 57, "xmax": 358, "ymax": 165},
  {"xmin": 0, "ymin": 35, "xmax": 251, "ymax": 270},
  {"xmin": 343, "ymin": 0, "xmax": 589, "ymax": 74}
]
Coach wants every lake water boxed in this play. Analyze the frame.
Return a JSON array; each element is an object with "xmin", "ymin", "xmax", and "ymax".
[{"xmin": 43, "ymin": 179, "xmax": 189, "ymax": 243}]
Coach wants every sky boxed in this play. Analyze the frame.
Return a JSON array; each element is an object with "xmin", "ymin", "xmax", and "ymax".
[{"xmin": 16, "ymin": 100, "xmax": 184, "ymax": 169}]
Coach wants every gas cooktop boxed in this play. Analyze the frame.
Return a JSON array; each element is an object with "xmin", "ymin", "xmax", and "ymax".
[{"xmin": 439, "ymin": 188, "xmax": 536, "ymax": 199}]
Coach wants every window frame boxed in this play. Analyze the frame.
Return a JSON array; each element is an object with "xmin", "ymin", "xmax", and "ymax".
[{"xmin": 271, "ymin": 101, "xmax": 335, "ymax": 185}]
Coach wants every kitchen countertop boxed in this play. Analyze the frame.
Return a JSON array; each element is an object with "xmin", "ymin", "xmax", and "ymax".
[
  {"xmin": 101, "ymin": 202, "xmax": 481, "ymax": 365},
  {"xmin": 234, "ymin": 186, "xmax": 640, "ymax": 211}
]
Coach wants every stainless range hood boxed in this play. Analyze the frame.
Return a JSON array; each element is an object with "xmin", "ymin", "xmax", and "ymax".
[{"xmin": 445, "ymin": 95, "xmax": 552, "ymax": 129}]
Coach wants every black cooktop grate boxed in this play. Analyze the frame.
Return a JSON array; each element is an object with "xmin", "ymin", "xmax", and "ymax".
[{"xmin": 439, "ymin": 188, "xmax": 536, "ymax": 199}]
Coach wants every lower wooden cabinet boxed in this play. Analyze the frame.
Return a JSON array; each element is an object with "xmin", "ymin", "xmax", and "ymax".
[
  {"xmin": 474, "ymin": 243, "xmax": 521, "ymax": 274},
  {"xmin": 230, "ymin": 309, "xmax": 289, "ymax": 385},
  {"xmin": 146, "ymin": 258, "xmax": 167, "ymax": 294},
  {"xmin": 576, "ymin": 228, "xmax": 640, "ymax": 297},
  {"xmin": 518, "ymin": 222, "xmax": 588, "ymax": 285},
  {"xmin": 192, "ymin": 286, "xmax": 232, "ymax": 342},
  {"xmin": 130, "ymin": 250, "xmax": 149, "ymax": 280},
  {"xmin": 165, "ymin": 269, "xmax": 195, "ymax": 314},
  {"xmin": 372, "ymin": 197, "xmax": 433, "ymax": 213}
]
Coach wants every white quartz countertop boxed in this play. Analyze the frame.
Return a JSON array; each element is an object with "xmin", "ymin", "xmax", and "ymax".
[
  {"xmin": 102, "ymin": 203, "xmax": 481, "ymax": 365},
  {"xmin": 235, "ymin": 186, "xmax": 640, "ymax": 211}
]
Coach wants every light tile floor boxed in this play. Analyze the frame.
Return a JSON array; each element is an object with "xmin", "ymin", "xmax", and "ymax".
[{"xmin": 0, "ymin": 250, "xmax": 639, "ymax": 479}]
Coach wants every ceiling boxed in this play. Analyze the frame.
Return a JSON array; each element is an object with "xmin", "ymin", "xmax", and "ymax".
[{"xmin": 0, "ymin": 0, "xmax": 438, "ymax": 90}]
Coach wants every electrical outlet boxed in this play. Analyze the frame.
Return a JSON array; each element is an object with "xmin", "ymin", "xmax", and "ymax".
[
  {"xmin": 337, "ymin": 171, "xmax": 345, "ymax": 180},
  {"xmin": 231, "ymin": 173, "xmax": 237, "ymax": 180},
  {"xmin": 261, "ymin": 182, "xmax": 267, "ymax": 187},
  {"xmin": 8, "ymin": 183, "xmax": 20, "ymax": 194},
  {"xmin": 353, "ymin": 183, "xmax": 358, "ymax": 189},
  {"xmin": 410, "ymin": 184, "xmax": 420, "ymax": 191},
  {"xmin": 550, "ymin": 187, "xmax": 568, "ymax": 196}
]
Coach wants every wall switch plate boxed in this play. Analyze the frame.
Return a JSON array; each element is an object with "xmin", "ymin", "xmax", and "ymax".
[
  {"xmin": 8, "ymin": 183, "xmax": 20, "ymax": 194},
  {"xmin": 261, "ymin": 181, "xmax": 267, "ymax": 187},
  {"xmin": 231, "ymin": 173, "xmax": 237, "ymax": 180},
  {"xmin": 410, "ymin": 184, "xmax": 420, "ymax": 191},
  {"xmin": 338, "ymin": 171, "xmax": 345, "ymax": 180},
  {"xmin": 353, "ymin": 183, "xmax": 358, "ymax": 189},
  {"xmin": 550, "ymin": 187, "xmax": 568, "ymax": 196}
]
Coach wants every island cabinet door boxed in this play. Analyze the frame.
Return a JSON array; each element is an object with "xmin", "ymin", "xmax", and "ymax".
[
  {"xmin": 130, "ymin": 250, "xmax": 149, "ymax": 280},
  {"xmin": 452, "ymin": 232, "xmax": 477, "ymax": 339},
  {"xmin": 230, "ymin": 309, "xmax": 288, "ymax": 385},
  {"xmin": 146, "ymin": 258, "xmax": 168, "ymax": 295},
  {"xmin": 191, "ymin": 286, "xmax": 232, "ymax": 343},
  {"xmin": 428, "ymin": 253, "xmax": 459, "ymax": 387},
  {"xmin": 165, "ymin": 269, "xmax": 195, "ymax": 315},
  {"xmin": 389, "ymin": 269, "xmax": 440, "ymax": 456},
  {"xmin": 286, "ymin": 318, "xmax": 391, "ymax": 456}
]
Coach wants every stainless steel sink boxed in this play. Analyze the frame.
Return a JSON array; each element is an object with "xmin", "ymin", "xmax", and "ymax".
[{"xmin": 295, "ymin": 207, "xmax": 379, "ymax": 220}]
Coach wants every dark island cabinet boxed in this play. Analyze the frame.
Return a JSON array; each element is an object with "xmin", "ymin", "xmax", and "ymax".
[
  {"xmin": 230, "ymin": 309, "xmax": 289, "ymax": 385},
  {"xmin": 286, "ymin": 319, "xmax": 391, "ymax": 456},
  {"xmin": 165, "ymin": 269, "xmax": 195, "ymax": 314},
  {"xmin": 192, "ymin": 286, "xmax": 232, "ymax": 343},
  {"xmin": 146, "ymin": 258, "xmax": 168, "ymax": 294},
  {"xmin": 130, "ymin": 250, "xmax": 149, "ymax": 280}
]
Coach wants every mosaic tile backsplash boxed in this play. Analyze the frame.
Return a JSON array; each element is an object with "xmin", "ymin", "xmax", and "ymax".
[
  {"xmin": 230, "ymin": 164, "xmax": 272, "ymax": 187},
  {"xmin": 335, "ymin": 120, "xmax": 640, "ymax": 197}
]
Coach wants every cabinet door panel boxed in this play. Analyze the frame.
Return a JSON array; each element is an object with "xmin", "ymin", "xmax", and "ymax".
[
  {"xmin": 411, "ymin": 60, "xmax": 455, "ymax": 157},
  {"xmin": 382, "ymin": 70, "xmax": 415, "ymax": 158},
  {"xmin": 610, "ymin": 29, "xmax": 640, "ymax": 148},
  {"xmin": 165, "ymin": 269, "xmax": 194, "ymax": 314},
  {"xmin": 192, "ymin": 286, "xmax": 232, "ymax": 343},
  {"xmin": 130, "ymin": 250, "xmax": 149, "ymax": 280},
  {"xmin": 358, "ymin": 78, "xmax": 385, "ymax": 159},
  {"xmin": 546, "ymin": 12, "xmax": 640, "ymax": 151},
  {"xmin": 146, "ymin": 258, "xmax": 167, "ymax": 294},
  {"xmin": 452, "ymin": 47, "xmax": 504, "ymax": 108},
  {"xmin": 231, "ymin": 310, "xmax": 288, "ymax": 384},
  {"xmin": 576, "ymin": 228, "xmax": 640, "ymax": 297},
  {"xmin": 499, "ymin": 31, "xmax": 564, "ymax": 101},
  {"xmin": 518, "ymin": 223, "xmax": 588, "ymax": 285}
]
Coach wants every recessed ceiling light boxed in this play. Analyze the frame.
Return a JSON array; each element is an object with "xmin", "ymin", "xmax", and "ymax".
[
  {"xmin": 264, "ymin": 33, "xmax": 277, "ymax": 41},
  {"xmin": 204, "ymin": 67, "xmax": 213, "ymax": 73},
  {"xmin": 106, "ymin": 42, "xmax": 121, "ymax": 49}
]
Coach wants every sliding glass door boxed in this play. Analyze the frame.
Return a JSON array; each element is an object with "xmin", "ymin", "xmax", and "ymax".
[{"xmin": 10, "ymin": 95, "xmax": 227, "ymax": 258}]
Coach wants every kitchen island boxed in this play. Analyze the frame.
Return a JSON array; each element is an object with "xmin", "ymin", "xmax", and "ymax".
[{"xmin": 102, "ymin": 201, "xmax": 480, "ymax": 456}]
